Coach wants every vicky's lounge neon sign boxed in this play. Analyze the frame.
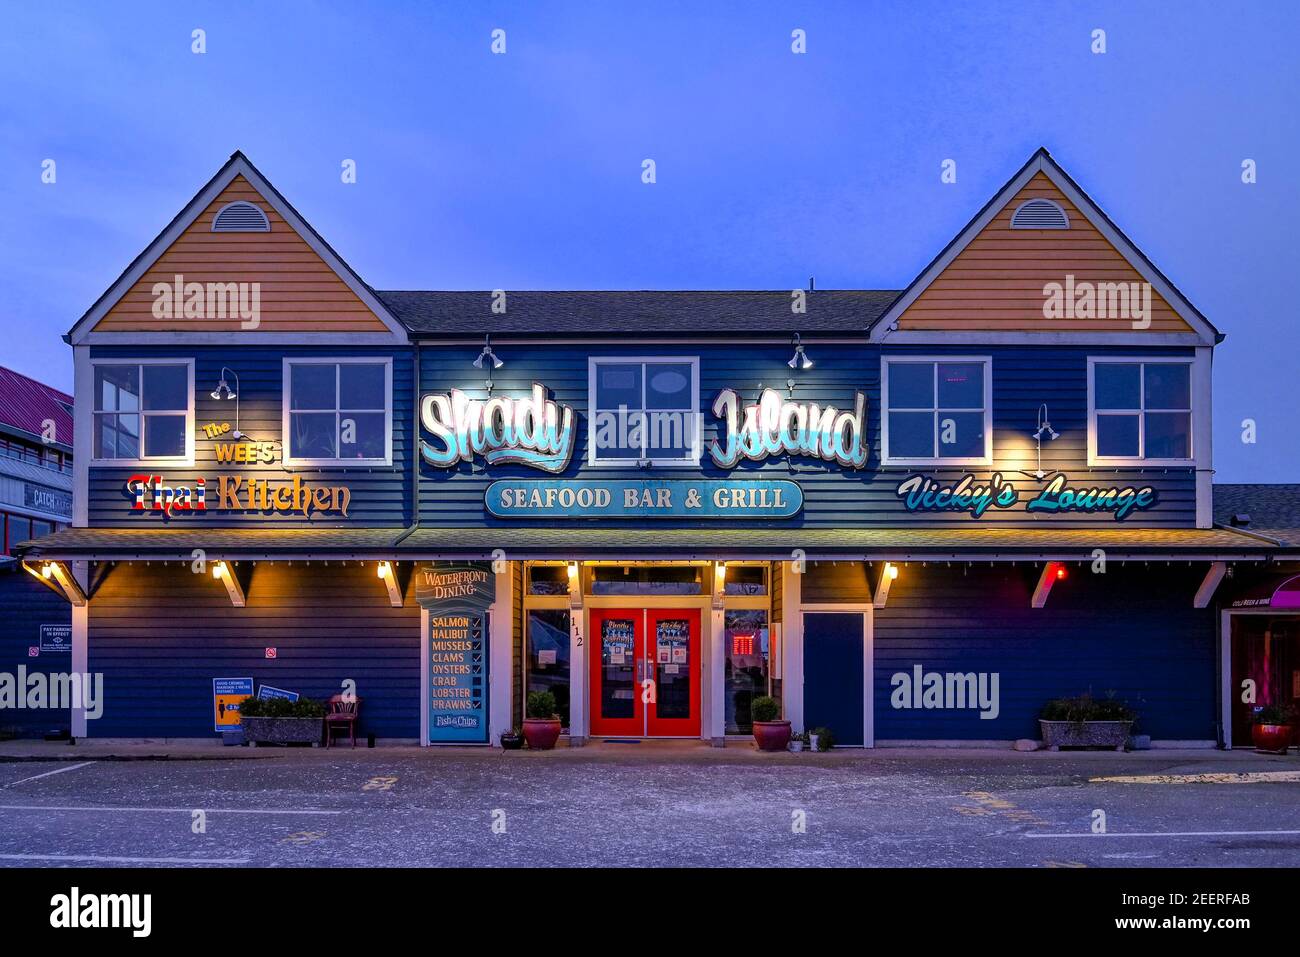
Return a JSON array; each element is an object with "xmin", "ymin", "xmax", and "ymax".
[
  {"xmin": 897, "ymin": 472, "xmax": 1158, "ymax": 521},
  {"xmin": 420, "ymin": 383, "xmax": 576, "ymax": 474}
]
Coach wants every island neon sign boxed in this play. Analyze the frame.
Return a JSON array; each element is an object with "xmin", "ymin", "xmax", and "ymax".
[{"xmin": 710, "ymin": 388, "xmax": 868, "ymax": 469}]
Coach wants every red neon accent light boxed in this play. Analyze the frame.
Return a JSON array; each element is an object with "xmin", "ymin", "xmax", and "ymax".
[
  {"xmin": 1055, "ymin": 565, "xmax": 1067, "ymax": 580},
  {"xmin": 732, "ymin": 633, "xmax": 754, "ymax": 655}
]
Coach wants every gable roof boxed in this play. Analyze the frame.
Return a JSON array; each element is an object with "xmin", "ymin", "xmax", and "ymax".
[
  {"xmin": 0, "ymin": 365, "xmax": 73, "ymax": 450},
  {"xmin": 379, "ymin": 289, "xmax": 899, "ymax": 337},
  {"xmin": 66, "ymin": 152, "xmax": 407, "ymax": 344},
  {"xmin": 1214, "ymin": 484, "xmax": 1300, "ymax": 548},
  {"xmin": 869, "ymin": 148, "xmax": 1221, "ymax": 345}
]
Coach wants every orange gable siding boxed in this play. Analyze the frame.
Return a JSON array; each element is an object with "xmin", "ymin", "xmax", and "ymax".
[
  {"xmin": 92, "ymin": 176, "xmax": 389, "ymax": 333},
  {"xmin": 897, "ymin": 173, "xmax": 1193, "ymax": 333}
]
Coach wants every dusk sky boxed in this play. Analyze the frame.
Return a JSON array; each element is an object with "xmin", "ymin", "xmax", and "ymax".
[{"xmin": 1, "ymin": 1, "xmax": 1296, "ymax": 481}]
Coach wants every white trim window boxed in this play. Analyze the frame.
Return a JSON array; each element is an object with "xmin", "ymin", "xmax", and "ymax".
[
  {"xmin": 881, "ymin": 356, "xmax": 993, "ymax": 465},
  {"xmin": 283, "ymin": 357, "xmax": 393, "ymax": 466},
  {"xmin": 587, "ymin": 357, "xmax": 700, "ymax": 467},
  {"xmin": 1088, "ymin": 357, "xmax": 1193, "ymax": 465},
  {"xmin": 91, "ymin": 359, "xmax": 195, "ymax": 465}
]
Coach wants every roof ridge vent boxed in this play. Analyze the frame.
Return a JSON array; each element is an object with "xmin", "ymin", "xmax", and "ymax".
[
  {"xmin": 212, "ymin": 200, "xmax": 271, "ymax": 232},
  {"xmin": 1010, "ymin": 198, "xmax": 1069, "ymax": 230}
]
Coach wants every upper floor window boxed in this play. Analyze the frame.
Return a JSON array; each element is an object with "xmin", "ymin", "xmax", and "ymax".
[
  {"xmin": 283, "ymin": 358, "xmax": 392, "ymax": 466},
  {"xmin": 881, "ymin": 356, "xmax": 992, "ymax": 465},
  {"xmin": 1089, "ymin": 358, "xmax": 1193, "ymax": 463},
  {"xmin": 587, "ymin": 357, "xmax": 700, "ymax": 466},
  {"xmin": 92, "ymin": 360, "xmax": 193, "ymax": 463}
]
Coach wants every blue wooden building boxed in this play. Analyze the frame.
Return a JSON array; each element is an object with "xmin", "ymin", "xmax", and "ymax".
[{"xmin": 19, "ymin": 149, "xmax": 1300, "ymax": 749}]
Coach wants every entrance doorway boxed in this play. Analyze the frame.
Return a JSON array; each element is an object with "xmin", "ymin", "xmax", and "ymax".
[
  {"xmin": 1231, "ymin": 615, "xmax": 1300, "ymax": 747},
  {"xmin": 589, "ymin": 608, "xmax": 701, "ymax": 737},
  {"xmin": 803, "ymin": 611, "xmax": 866, "ymax": 747}
]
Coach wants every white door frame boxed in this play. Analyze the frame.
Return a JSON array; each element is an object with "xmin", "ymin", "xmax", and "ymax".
[{"xmin": 1220, "ymin": 607, "xmax": 1300, "ymax": 749}]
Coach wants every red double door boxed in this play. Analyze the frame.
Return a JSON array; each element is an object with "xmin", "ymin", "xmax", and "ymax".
[{"xmin": 589, "ymin": 608, "xmax": 700, "ymax": 737}]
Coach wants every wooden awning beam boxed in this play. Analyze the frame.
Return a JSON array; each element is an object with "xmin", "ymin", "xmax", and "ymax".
[
  {"xmin": 1194, "ymin": 561, "xmax": 1227, "ymax": 608},
  {"xmin": 22, "ymin": 561, "xmax": 86, "ymax": 606}
]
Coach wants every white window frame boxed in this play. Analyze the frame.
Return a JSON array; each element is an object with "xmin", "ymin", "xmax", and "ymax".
[
  {"xmin": 90, "ymin": 358, "xmax": 195, "ymax": 466},
  {"xmin": 282, "ymin": 357, "xmax": 393, "ymax": 467},
  {"xmin": 880, "ymin": 355, "xmax": 993, "ymax": 466},
  {"xmin": 1087, "ymin": 356, "xmax": 1194, "ymax": 466},
  {"xmin": 587, "ymin": 356, "xmax": 701, "ymax": 468}
]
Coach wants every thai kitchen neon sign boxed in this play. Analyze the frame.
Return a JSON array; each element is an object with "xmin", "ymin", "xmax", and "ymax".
[
  {"xmin": 710, "ymin": 388, "xmax": 868, "ymax": 468},
  {"xmin": 896, "ymin": 472, "xmax": 1158, "ymax": 521},
  {"xmin": 126, "ymin": 474, "xmax": 351, "ymax": 518},
  {"xmin": 421, "ymin": 383, "xmax": 576, "ymax": 474}
]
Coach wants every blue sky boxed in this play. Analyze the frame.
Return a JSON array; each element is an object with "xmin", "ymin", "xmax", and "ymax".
[{"xmin": 1, "ymin": 1, "xmax": 1296, "ymax": 481}]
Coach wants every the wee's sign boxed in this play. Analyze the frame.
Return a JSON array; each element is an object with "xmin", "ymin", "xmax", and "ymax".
[{"xmin": 486, "ymin": 479, "xmax": 803, "ymax": 519}]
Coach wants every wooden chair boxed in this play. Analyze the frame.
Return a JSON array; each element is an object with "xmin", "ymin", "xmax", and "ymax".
[{"xmin": 325, "ymin": 694, "xmax": 362, "ymax": 748}]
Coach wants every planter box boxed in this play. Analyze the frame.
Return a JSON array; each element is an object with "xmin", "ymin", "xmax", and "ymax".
[
  {"xmin": 1039, "ymin": 719, "xmax": 1132, "ymax": 751},
  {"xmin": 242, "ymin": 717, "xmax": 323, "ymax": 746}
]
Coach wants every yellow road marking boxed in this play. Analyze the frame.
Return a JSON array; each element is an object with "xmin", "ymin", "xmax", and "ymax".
[
  {"xmin": 362, "ymin": 776, "xmax": 399, "ymax": 791},
  {"xmin": 1090, "ymin": 771, "xmax": 1300, "ymax": 785}
]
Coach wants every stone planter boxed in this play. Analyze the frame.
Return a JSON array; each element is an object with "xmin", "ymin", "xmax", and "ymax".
[
  {"xmin": 241, "ymin": 717, "xmax": 323, "ymax": 747},
  {"xmin": 1039, "ymin": 719, "xmax": 1132, "ymax": 751}
]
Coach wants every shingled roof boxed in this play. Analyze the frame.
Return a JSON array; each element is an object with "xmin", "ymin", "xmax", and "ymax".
[
  {"xmin": 1214, "ymin": 483, "xmax": 1300, "ymax": 548},
  {"xmin": 376, "ymin": 289, "xmax": 900, "ymax": 336}
]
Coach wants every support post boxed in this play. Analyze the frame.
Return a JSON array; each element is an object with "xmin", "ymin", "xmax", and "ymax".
[
  {"xmin": 212, "ymin": 561, "xmax": 245, "ymax": 607},
  {"xmin": 567, "ymin": 563, "xmax": 587, "ymax": 746},
  {"xmin": 1194, "ymin": 562, "xmax": 1227, "ymax": 609},
  {"xmin": 873, "ymin": 562, "xmax": 897, "ymax": 609},
  {"xmin": 1031, "ymin": 562, "xmax": 1065, "ymax": 609},
  {"xmin": 377, "ymin": 560, "xmax": 403, "ymax": 607}
]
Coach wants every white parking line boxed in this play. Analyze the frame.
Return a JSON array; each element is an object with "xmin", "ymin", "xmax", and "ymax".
[
  {"xmin": 2, "ymin": 762, "xmax": 96, "ymax": 788},
  {"xmin": 0, "ymin": 804, "xmax": 342, "ymax": 815},
  {"xmin": 1024, "ymin": 829, "xmax": 1300, "ymax": 838},
  {"xmin": 0, "ymin": 853, "xmax": 249, "ymax": 865}
]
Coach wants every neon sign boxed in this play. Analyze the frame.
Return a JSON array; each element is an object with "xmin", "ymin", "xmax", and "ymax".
[
  {"xmin": 710, "ymin": 388, "xmax": 868, "ymax": 468},
  {"xmin": 896, "ymin": 472, "xmax": 1158, "ymax": 521},
  {"xmin": 421, "ymin": 383, "xmax": 576, "ymax": 474},
  {"xmin": 126, "ymin": 474, "xmax": 351, "ymax": 518}
]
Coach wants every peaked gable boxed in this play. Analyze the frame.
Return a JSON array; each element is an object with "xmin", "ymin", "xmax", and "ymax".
[
  {"xmin": 70, "ymin": 154, "xmax": 406, "ymax": 343},
  {"xmin": 872, "ymin": 150, "xmax": 1219, "ymax": 343}
]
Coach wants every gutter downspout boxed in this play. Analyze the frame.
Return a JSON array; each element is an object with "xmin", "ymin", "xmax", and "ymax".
[{"xmin": 394, "ymin": 341, "xmax": 422, "ymax": 550}]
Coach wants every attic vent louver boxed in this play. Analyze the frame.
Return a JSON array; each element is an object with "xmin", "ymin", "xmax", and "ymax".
[
  {"xmin": 211, "ymin": 201, "xmax": 271, "ymax": 232},
  {"xmin": 1010, "ymin": 198, "xmax": 1069, "ymax": 230}
]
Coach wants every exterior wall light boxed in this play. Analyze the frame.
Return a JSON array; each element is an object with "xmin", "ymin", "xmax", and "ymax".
[
  {"xmin": 473, "ymin": 335, "xmax": 504, "ymax": 370},
  {"xmin": 210, "ymin": 367, "xmax": 244, "ymax": 438},
  {"xmin": 787, "ymin": 333, "xmax": 812, "ymax": 370},
  {"xmin": 377, "ymin": 560, "xmax": 392, "ymax": 580},
  {"xmin": 1032, "ymin": 403, "xmax": 1059, "ymax": 479},
  {"xmin": 41, "ymin": 562, "xmax": 54, "ymax": 579},
  {"xmin": 886, "ymin": 562, "xmax": 899, "ymax": 580},
  {"xmin": 213, "ymin": 561, "xmax": 226, "ymax": 580}
]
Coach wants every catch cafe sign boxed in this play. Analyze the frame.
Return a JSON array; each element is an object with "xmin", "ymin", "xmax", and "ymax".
[
  {"xmin": 123, "ymin": 423, "xmax": 351, "ymax": 519},
  {"xmin": 421, "ymin": 379, "xmax": 1159, "ymax": 522}
]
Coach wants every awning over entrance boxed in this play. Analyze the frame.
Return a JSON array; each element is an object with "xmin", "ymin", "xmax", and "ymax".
[
  {"xmin": 1226, "ymin": 571, "xmax": 1300, "ymax": 609},
  {"xmin": 16, "ymin": 523, "xmax": 1273, "ymax": 562}
]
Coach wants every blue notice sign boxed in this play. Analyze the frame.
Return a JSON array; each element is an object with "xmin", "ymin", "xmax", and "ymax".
[
  {"xmin": 486, "ymin": 479, "xmax": 803, "ymax": 519},
  {"xmin": 257, "ymin": 685, "xmax": 300, "ymax": 702},
  {"xmin": 39, "ymin": 624, "xmax": 72, "ymax": 653}
]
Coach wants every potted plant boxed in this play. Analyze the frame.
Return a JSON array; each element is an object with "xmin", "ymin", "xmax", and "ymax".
[
  {"xmin": 809, "ymin": 726, "xmax": 835, "ymax": 752},
  {"xmin": 1251, "ymin": 703, "xmax": 1295, "ymax": 754},
  {"xmin": 523, "ymin": 690, "xmax": 562, "ymax": 750},
  {"xmin": 750, "ymin": 695, "xmax": 791, "ymax": 751},
  {"xmin": 239, "ymin": 696, "xmax": 325, "ymax": 746},
  {"xmin": 1039, "ymin": 693, "xmax": 1136, "ymax": 751},
  {"xmin": 500, "ymin": 727, "xmax": 524, "ymax": 750},
  {"xmin": 789, "ymin": 729, "xmax": 806, "ymax": 752}
]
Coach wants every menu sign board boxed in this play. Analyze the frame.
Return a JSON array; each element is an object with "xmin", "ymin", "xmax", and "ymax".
[{"xmin": 415, "ymin": 563, "xmax": 494, "ymax": 744}]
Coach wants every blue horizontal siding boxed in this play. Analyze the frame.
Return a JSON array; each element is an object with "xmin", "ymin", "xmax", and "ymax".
[
  {"xmin": 0, "ymin": 568, "xmax": 73, "ymax": 738},
  {"xmin": 872, "ymin": 564, "xmax": 1216, "ymax": 741}
]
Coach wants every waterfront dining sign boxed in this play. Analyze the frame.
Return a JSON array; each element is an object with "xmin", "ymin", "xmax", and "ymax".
[{"xmin": 415, "ymin": 563, "xmax": 494, "ymax": 745}]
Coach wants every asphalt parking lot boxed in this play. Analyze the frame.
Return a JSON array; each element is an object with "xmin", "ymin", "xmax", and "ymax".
[{"xmin": 0, "ymin": 744, "xmax": 1297, "ymax": 867}]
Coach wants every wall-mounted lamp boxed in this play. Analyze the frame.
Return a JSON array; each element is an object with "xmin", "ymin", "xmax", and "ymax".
[
  {"xmin": 212, "ymin": 561, "xmax": 227, "ymax": 580},
  {"xmin": 1032, "ymin": 403, "xmax": 1059, "ymax": 479},
  {"xmin": 787, "ymin": 333, "xmax": 813, "ymax": 370},
  {"xmin": 473, "ymin": 335, "xmax": 504, "ymax": 394},
  {"xmin": 41, "ymin": 562, "xmax": 54, "ymax": 579},
  {"xmin": 377, "ymin": 560, "xmax": 392, "ymax": 580},
  {"xmin": 210, "ymin": 367, "xmax": 245, "ymax": 438}
]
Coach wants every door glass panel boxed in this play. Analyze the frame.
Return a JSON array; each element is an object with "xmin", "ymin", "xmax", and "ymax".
[
  {"xmin": 600, "ymin": 617, "xmax": 636, "ymax": 719},
  {"xmin": 724, "ymin": 609, "xmax": 770, "ymax": 734},
  {"xmin": 654, "ymin": 618, "xmax": 691, "ymax": 719},
  {"xmin": 528, "ymin": 609, "xmax": 571, "ymax": 730}
]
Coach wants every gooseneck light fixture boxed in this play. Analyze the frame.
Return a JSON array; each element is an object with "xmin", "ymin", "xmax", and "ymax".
[
  {"xmin": 1032, "ymin": 403, "xmax": 1059, "ymax": 479},
  {"xmin": 787, "ymin": 333, "xmax": 812, "ymax": 370},
  {"xmin": 473, "ymin": 334, "xmax": 504, "ymax": 394},
  {"xmin": 210, "ymin": 367, "xmax": 244, "ymax": 438}
]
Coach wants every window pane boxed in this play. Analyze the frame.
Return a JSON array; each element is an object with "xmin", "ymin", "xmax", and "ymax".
[
  {"xmin": 142, "ymin": 365, "xmax": 188, "ymax": 411},
  {"xmin": 937, "ymin": 362, "xmax": 984, "ymax": 409},
  {"xmin": 936, "ymin": 410, "xmax": 985, "ymax": 458},
  {"xmin": 95, "ymin": 365, "xmax": 139, "ymax": 412},
  {"xmin": 528, "ymin": 565, "xmax": 569, "ymax": 596},
  {"xmin": 1095, "ymin": 363, "xmax": 1140, "ymax": 410},
  {"xmin": 724, "ymin": 609, "xmax": 769, "ymax": 734},
  {"xmin": 95, "ymin": 412, "xmax": 139, "ymax": 459},
  {"xmin": 1097, "ymin": 414, "xmax": 1140, "ymax": 457},
  {"xmin": 1145, "ymin": 412, "xmax": 1191, "ymax": 459},
  {"xmin": 340, "ymin": 363, "xmax": 386, "ymax": 410},
  {"xmin": 887, "ymin": 362, "xmax": 934, "ymax": 409},
  {"xmin": 595, "ymin": 363, "xmax": 641, "ymax": 410},
  {"xmin": 888, "ymin": 411, "xmax": 934, "ymax": 458},
  {"xmin": 724, "ymin": 565, "xmax": 767, "ymax": 596},
  {"xmin": 291, "ymin": 364, "xmax": 336, "ymax": 410},
  {"xmin": 338, "ymin": 412, "xmax": 385, "ymax": 459},
  {"xmin": 645, "ymin": 409, "xmax": 692, "ymax": 459},
  {"xmin": 528, "ymin": 609, "xmax": 571, "ymax": 730},
  {"xmin": 1144, "ymin": 363, "xmax": 1190, "ymax": 410},
  {"xmin": 645, "ymin": 363, "xmax": 692, "ymax": 410},
  {"xmin": 8, "ymin": 516, "xmax": 31, "ymax": 551},
  {"xmin": 144, "ymin": 414, "xmax": 186, "ymax": 458},
  {"xmin": 291, "ymin": 412, "xmax": 337, "ymax": 459}
]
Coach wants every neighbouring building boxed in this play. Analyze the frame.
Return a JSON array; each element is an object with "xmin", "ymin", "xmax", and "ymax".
[{"xmin": 18, "ymin": 148, "xmax": 1300, "ymax": 748}]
